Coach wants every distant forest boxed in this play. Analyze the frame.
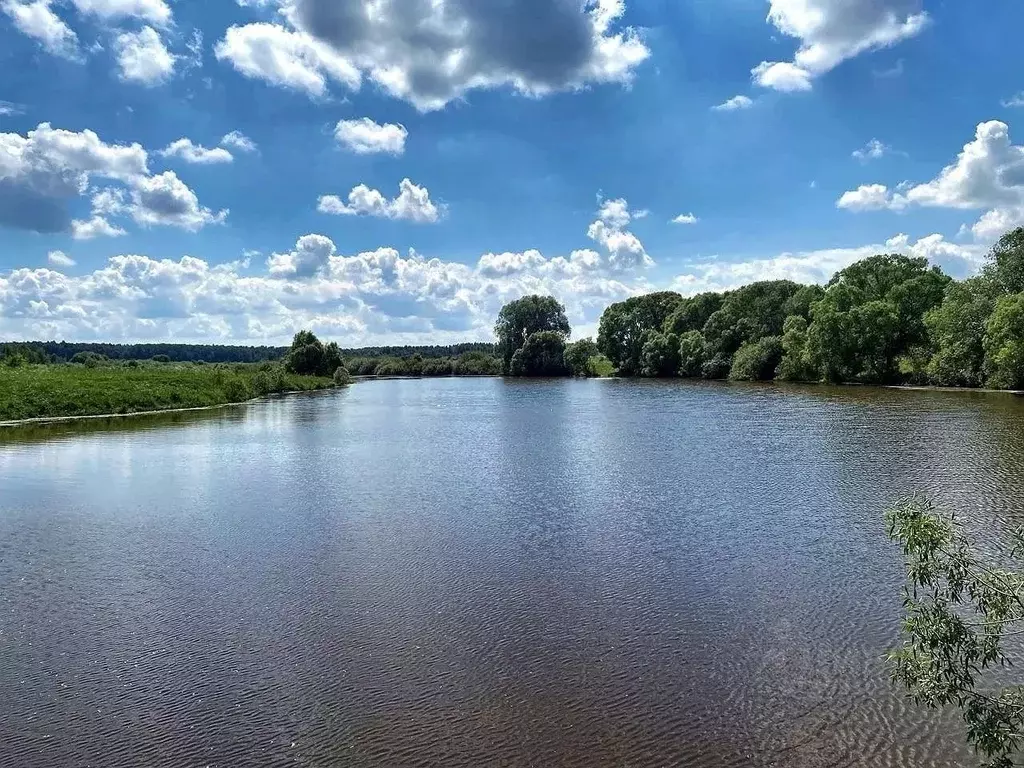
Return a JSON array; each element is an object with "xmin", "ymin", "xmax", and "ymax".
[{"xmin": 0, "ymin": 341, "xmax": 496, "ymax": 365}]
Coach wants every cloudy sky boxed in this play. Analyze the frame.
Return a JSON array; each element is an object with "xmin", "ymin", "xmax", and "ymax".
[{"xmin": 1, "ymin": 0, "xmax": 1022, "ymax": 345}]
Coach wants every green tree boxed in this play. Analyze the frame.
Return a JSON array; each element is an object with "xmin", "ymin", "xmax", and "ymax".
[
  {"xmin": 663, "ymin": 292, "xmax": 724, "ymax": 336},
  {"xmin": 983, "ymin": 227, "xmax": 1024, "ymax": 295},
  {"xmin": 598, "ymin": 291, "xmax": 683, "ymax": 376},
  {"xmin": 776, "ymin": 315, "xmax": 816, "ymax": 381},
  {"xmin": 729, "ymin": 336, "xmax": 783, "ymax": 381},
  {"xmin": 926, "ymin": 278, "xmax": 997, "ymax": 387},
  {"xmin": 494, "ymin": 296, "xmax": 571, "ymax": 374},
  {"xmin": 888, "ymin": 495, "xmax": 1024, "ymax": 768},
  {"xmin": 509, "ymin": 331, "xmax": 570, "ymax": 377},
  {"xmin": 564, "ymin": 338, "xmax": 600, "ymax": 377},
  {"xmin": 983, "ymin": 293, "xmax": 1024, "ymax": 390},
  {"xmin": 284, "ymin": 330, "xmax": 341, "ymax": 377},
  {"xmin": 640, "ymin": 332, "xmax": 681, "ymax": 377},
  {"xmin": 805, "ymin": 255, "xmax": 949, "ymax": 384},
  {"xmin": 678, "ymin": 331, "xmax": 705, "ymax": 378},
  {"xmin": 698, "ymin": 281, "xmax": 804, "ymax": 378}
]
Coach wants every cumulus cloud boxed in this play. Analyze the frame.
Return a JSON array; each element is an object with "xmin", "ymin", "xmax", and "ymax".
[
  {"xmin": 221, "ymin": 131, "xmax": 257, "ymax": 153},
  {"xmin": 69, "ymin": 0, "xmax": 171, "ymax": 25},
  {"xmin": 753, "ymin": 0, "xmax": 927, "ymax": 92},
  {"xmin": 1, "ymin": 0, "xmax": 80, "ymax": 60},
  {"xmin": 671, "ymin": 213, "xmax": 698, "ymax": 225},
  {"xmin": 711, "ymin": 95, "xmax": 753, "ymax": 112},
  {"xmin": 47, "ymin": 249, "xmax": 75, "ymax": 267},
  {"xmin": 214, "ymin": 22, "xmax": 361, "ymax": 97},
  {"xmin": 129, "ymin": 171, "xmax": 228, "ymax": 230},
  {"xmin": 215, "ymin": 0, "xmax": 649, "ymax": 111},
  {"xmin": 114, "ymin": 26, "xmax": 176, "ymax": 85},
  {"xmin": 837, "ymin": 120, "xmax": 1024, "ymax": 241},
  {"xmin": 159, "ymin": 138, "xmax": 234, "ymax": 164},
  {"xmin": 0, "ymin": 122, "xmax": 224, "ymax": 236},
  {"xmin": 318, "ymin": 179, "xmax": 443, "ymax": 223},
  {"xmin": 334, "ymin": 118, "xmax": 407, "ymax": 155}
]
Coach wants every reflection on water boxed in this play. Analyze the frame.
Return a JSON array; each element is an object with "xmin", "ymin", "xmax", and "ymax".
[{"xmin": 2, "ymin": 379, "xmax": 1023, "ymax": 768}]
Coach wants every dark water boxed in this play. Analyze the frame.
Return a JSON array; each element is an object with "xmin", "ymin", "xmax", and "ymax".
[{"xmin": 3, "ymin": 379, "xmax": 1024, "ymax": 768}]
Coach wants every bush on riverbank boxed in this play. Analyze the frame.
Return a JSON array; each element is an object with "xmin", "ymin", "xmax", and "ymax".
[{"xmin": 0, "ymin": 362, "xmax": 334, "ymax": 422}]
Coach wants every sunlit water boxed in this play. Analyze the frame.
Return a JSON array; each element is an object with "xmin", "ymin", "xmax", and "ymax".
[{"xmin": 3, "ymin": 379, "xmax": 1024, "ymax": 768}]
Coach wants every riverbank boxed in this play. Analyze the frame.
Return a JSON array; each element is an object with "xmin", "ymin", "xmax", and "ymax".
[{"xmin": 0, "ymin": 363, "xmax": 336, "ymax": 423}]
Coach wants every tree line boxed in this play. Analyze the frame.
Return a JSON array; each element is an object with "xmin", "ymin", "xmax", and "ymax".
[{"xmin": 493, "ymin": 227, "xmax": 1024, "ymax": 389}]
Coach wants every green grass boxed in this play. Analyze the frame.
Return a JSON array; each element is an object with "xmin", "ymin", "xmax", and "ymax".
[{"xmin": 0, "ymin": 362, "xmax": 335, "ymax": 422}]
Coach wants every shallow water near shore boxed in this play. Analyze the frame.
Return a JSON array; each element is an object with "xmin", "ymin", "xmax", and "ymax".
[{"xmin": 3, "ymin": 377, "xmax": 1024, "ymax": 767}]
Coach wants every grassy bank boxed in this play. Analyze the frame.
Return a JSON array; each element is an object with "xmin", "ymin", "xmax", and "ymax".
[{"xmin": 0, "ymin": 363, "xmax": 335, "ymax": 422}]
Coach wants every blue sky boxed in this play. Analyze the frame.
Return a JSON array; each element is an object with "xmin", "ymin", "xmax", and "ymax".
[{"xmin": 1, "ymin": 0, "xmax": 1023, "ymax": 344}]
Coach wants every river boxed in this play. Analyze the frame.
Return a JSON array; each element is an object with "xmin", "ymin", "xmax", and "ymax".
[{"xmin": 3, "ymin": 378, "xmax": 1023, "ymax": 767}]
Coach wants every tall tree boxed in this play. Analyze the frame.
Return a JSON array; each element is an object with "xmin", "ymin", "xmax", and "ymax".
[
  {"xmin": 598, "ymin": 292, "xmax": 683, "ymax": 376},
  {"xmin": 509, "ymin": 331, "xmax": 570, "ymax": 376},
  {"xmin": 494, "ymin": 296, "xmax": 571, "ymax": 374},
  {"xmin": 983, "ymin": 293, "xmax": 1024, "ymax": 390}
]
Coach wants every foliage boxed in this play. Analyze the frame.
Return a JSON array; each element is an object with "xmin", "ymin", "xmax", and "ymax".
[
  {"xmin": 776, "ymin": 316, "xmax": 816, "ymax": 381},
  {"xmin": 984, "ymin": 228, "xmax": 1024, "ymax": 295},
  {"xmin": 284, "ymin": 330, "xmax": 344, "ymax": 378},
  {"xmin": 663, "ymin": 293, "xmax": 723, "ymax": 336},
  {"xmin": 332, "ymin": 366, "xmax": 352, "ymax": 386},
  {"xmin": 151, "ymin": 355, "xmax": 171, "ymax": 363},
  {"xmin": 983, "ymin": 294, "xmax": 1024, "ymax": 390},
  {"xmin": 678, "ymin": 331, "xmax": 706, "ymax": 378},
  {"xmin": 0, "ymin": 362, "xmax": 334, "ymax": 421},
  {"xmin": 598, "ymin": 291, "xmax": 683, "ymax": 376},
  {"xmin": 564, "ymin": 338, "xmax": 600, "ymax": 377},
  {"xmin": 729, "ymin": 336, "xmax": 784, "ymax": 381},
  {"xmin": 926, "ymin": 278, "xmax": 998, "ymax": 388},
  {"xmin": 509, "ymin": 331, "xmax": 569, "ymax": 377},
  {"xmin": 804, "ymin": 255, "xmax": 950, "ymax": 384},
  {"xmin": 887, "ymin": 495, "xmax": 1024, "ymax": 768},
  {"xmin": 586, "ymin": 354, "xmax": 616, "ymax": 378},
  {"xmin": 640, "ymin": 332, "xmax": 681, "ymax": 377},
  {"xmin": 494, "ymin": 295, "xmax": 571, "ymax": 374}
]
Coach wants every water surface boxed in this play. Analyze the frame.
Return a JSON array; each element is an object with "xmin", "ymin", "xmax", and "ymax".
[{"xmin": 3, "ymin": 379, "xmax": 1024, "ymax": 767}]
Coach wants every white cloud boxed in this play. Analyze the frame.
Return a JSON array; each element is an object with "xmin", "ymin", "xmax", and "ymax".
[
  {"xmin": 214, "ymin": 22, "xmax": 361, "ymax": 97},
  {"xmin": 318, "ymin": 179, "xmax": 443, "ymax": 223},
  {"xmin": 159, "ymin": 138, "xmax": 234, "ymax": 165},
  {"xmin": 115, "ymin": 26, "xmax": 176, "ymax": 85},
  {"xmin": 1, "ymin": 0, "xmax": 80, "ymax": 60},
  {"xmin": 47, "ymin": 249, "xmax": 75, "ymax": 267},
  {"xmin": 215, "ymin": 0, "xmax": 649, "ymax": 111},
  {"xmin": 0, "ymin": 101, "xmax": 24, "ymax": 116},
  {"xmin": 221, "ymin": 131, "xmax": 257, "ymax": 153},
  {"xmin": 711, "ymin": 95, "xmax": 753, "ymax": 112},
  {"xmin": 752, "ymin": 61, "xmax": 812, "ymax": 92},
  {"xmin": 837, "ymin": 120, "xmax": 1024, "ymax": 241},
  {"xmin": 0, "ymin": 122, "xmax": 224, "ymax": 236},
  {"xmin": 129, "ymin": 171, "xmax": 228, "ymax": 231},
  {"xmin": 1001, "ymin": 92, "xmax": 1024, "ymax": 109},
  {"xmin": 267, "ymin": 233, "xmax": 337, "ymax": 278},
  {"xmin": 71, "ymin": 215, "xmax": 127, "ymax": 240},
  {"xmin": 334, "ymin": 118, "xmax": 407, "ymax": 156},
  {"xmin": 671, "ymin": 213, "xmax": 698, "ymax": 225},
  {"xmin": 754, "ymin": 0, "xmax": 927, "ymax": 92},
  {"xmin": 852, "ymin": 138, "xmax": 892, "ymax": 162},
  {"xmin": 586, "ymin": 198, "xmax": 653, "ymax": 271},
  {"xmin": 68, "ymin": 0, "xmax": 170, "ymax": 26},
  {"xmin": 836, "ymin": 183, "xmax": 894, "ymax": 212}
]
